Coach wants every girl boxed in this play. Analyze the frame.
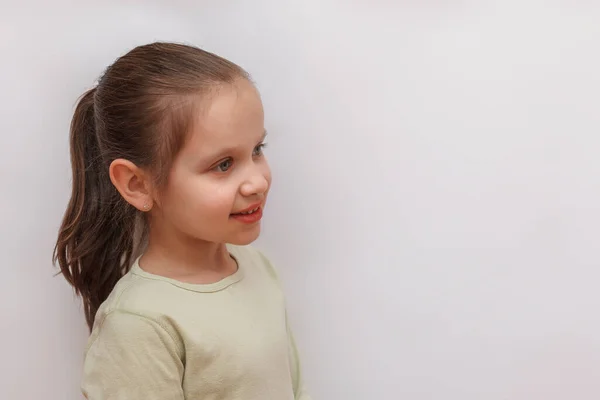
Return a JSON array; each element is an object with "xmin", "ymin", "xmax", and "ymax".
[{"xmin": 54, "ymin": 42, "xmax": 310, "ymax": 400}]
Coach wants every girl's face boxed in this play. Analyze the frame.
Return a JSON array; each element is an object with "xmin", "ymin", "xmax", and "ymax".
[{"xmin": 153, "ymin": 79, "xmax": 271, "ymax": 246}]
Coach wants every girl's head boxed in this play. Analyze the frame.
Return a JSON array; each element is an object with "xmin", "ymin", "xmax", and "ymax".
[{"xmin": 54, "ymin": 42, "xmax": 271, "ymax": 329}]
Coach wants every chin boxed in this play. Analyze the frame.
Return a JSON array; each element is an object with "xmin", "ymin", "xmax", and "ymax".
[{"xmin": 228, "ymin": 225, "xmax": 262, "ymax": 246}]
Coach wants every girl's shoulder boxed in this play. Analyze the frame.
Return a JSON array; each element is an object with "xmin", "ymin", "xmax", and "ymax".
[{"xmin": 88, "ymin": 245, "xmax": 282, "ymax": 342}]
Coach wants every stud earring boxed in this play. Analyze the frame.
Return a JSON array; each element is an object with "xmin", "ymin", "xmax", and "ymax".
[{"xmin": 143, "ymin": 203, "xmax": 150, "ymax": 211}]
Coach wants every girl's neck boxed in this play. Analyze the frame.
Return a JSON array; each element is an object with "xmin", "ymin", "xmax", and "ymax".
[{"xmin": 139, "ymin": 227, "xmax": 237, "ymax": 284}]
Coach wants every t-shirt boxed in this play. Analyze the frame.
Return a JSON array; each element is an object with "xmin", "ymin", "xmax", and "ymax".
[{"xmin": 81, "ymin": 244, "xmax": 310, "ymax": 400}]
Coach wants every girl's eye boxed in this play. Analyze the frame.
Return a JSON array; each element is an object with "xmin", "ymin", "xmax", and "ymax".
[
  {"xmin": 215, "ymin": 158, "xmax": 233, "ymax": 172},
  {"xmin": 253, "ymin": 143, "xmax": 267, "ymax": 157}
]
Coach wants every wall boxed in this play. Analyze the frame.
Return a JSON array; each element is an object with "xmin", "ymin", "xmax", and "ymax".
[{"xmin": 1, "ymin": 1, "xmax": 599, "ymax": 399}]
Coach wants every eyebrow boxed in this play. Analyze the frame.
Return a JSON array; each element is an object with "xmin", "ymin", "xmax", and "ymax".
[{"xmin": 203, "ymin": 130, "xmax": 268, "ymax": 164}]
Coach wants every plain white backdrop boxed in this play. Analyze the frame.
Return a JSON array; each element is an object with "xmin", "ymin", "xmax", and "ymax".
[{"xmin": 1, "ymin": 1, "xmax": 600, "ymax": 399}]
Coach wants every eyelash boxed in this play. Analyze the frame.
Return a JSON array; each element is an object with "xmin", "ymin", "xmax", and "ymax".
[
  {"xmin": 213, "ymin": 142, "xmax": 268, "ymax": 173},
  {"xmin": 253, "ymin": 142, "xmax": 267, "ymax": 156}
]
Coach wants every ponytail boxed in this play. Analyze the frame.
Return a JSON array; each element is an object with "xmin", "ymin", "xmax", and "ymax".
[{"xmin": 54, "ymin": 88, "xmax": 138, "ymax": 331}]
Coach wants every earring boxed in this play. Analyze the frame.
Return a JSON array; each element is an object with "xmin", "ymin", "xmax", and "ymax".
[{"xmin": 142, "ymin": 203, "xmax": 151, "ymax": 211}]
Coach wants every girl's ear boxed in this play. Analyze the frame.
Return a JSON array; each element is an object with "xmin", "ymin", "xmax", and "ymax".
[{"xmin": 109, "ymin": 159, "xmax": 154, "ymax": 211}]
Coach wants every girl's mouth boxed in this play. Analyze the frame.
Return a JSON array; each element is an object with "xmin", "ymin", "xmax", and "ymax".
[{"xmin": 230, "ymin": 206, "xmax": 263, "ymax": 224}]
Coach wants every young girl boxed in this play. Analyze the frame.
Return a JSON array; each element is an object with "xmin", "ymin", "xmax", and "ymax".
[{"xmin": 54, "ymin": 42, "xmax": 310, "ymax": 400}]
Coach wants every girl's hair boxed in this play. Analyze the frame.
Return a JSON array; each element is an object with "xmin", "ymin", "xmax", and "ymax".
[{"xmin": 54, "ymin": 42, "xmax": 249, "ymax": 330}]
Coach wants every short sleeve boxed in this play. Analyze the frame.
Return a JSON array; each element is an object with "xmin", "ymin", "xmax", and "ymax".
[{"xmin": 81, "ymin": 310, "xmax": 185, "ymax": 400}]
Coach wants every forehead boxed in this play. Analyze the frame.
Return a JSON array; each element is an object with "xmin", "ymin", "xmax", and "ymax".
[{"xmin": 188, "ymin": 80, "xmax": 264, "ymax": 149}]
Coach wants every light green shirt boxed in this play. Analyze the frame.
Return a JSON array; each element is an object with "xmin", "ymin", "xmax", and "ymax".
[{"xmin": 81, "ymin": 245, "xmax": 310, "ymax": 400}]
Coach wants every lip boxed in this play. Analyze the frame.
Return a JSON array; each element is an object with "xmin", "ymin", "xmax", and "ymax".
[
  {"xmin": 232, "ymin": 202, "xmax": 263, "ymax": 215},
  {"xmin": 230, "ymin": 207, "xmax": 263, "ymax": 224}
]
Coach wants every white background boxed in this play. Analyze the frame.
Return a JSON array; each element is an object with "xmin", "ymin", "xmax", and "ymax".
[{"xmin": 1, "ymin": 1, "xmax": 600, "ymax": 399}]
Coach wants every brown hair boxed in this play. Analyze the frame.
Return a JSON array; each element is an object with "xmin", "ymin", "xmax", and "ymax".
[{"xmin": 53, "ymin": 42, "xmax": 249, "ymax": 330}]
